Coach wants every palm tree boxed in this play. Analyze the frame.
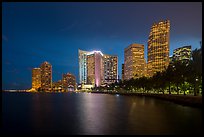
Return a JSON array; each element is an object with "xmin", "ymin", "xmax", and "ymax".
[
  {"xmin": 189, "ymin": 46, "xmax": 202, "ymax": 96},
  {"xmin": 171, "ymin": 61, "xmax": 187, "ymax": 95}
]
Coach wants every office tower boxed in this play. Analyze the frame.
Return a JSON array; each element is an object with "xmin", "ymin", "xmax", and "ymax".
[
  {"xmin": 87, "ymin": 51, "xmax": 103, "ymax": 87},
  {"xmin": 147, "ymin": 63, "xmax": 153, "ymax": 77},
  {"xmin": 147, "ymin": 20, "xmax": 170, "ymax": 77},
  {"xmin": 40, "ymin": 61, "xmax": 52, "ymax": 91},
  {"xmin": 78, "ymin": 49, "xmax": 92, "ymax": 85},
  {"xmin": 103, "ymin": 54, "xmax": 118, "ymax": 85},
  {"xmin": 124, "ymin": 43, "xmax": 145, "ymax": 80},
  {"xmin": 32, "ymin": 68, "xmax": 41, "ymax": 90},
  {"xmin": 122, "ymin": 64, "xmax": 124, "ymax": 81},
  {"xmin": 79, "ymin": 49, "xmax": 118, "ymax": 88},
  {"xmin": 173, "ymin": 45, "xmax": 191, "ymax": 65},
  {"xmin": 62, "ymin": 73, "xmax": 77, "ymax": 91}
]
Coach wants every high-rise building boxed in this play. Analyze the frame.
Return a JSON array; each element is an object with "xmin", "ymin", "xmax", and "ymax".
[
  {"xmin": 78, "ymin": 49, "xmax": 118, "ymax": 88},
  {"xmin": 147, "ymin": 20, "xmax": 170, "ymax": 77},
  {"xmin": 86, "ymin": 51, "xmax": 104, "ymax": 87},
  {"xmin": 78, "ymin": 49, "xmax": 92, "ymax": 85},
  {"xmin": 62, "ymin": 73, "xmax": 77, "ymax": 91},
  {"xmin": 147, "ymin": 63, "xmax": 153, "ymax": 77},
  {"xmin": 122, "ymin": 64, "xmax": 124, "ymax": 81},
  {"xmin": 32, "ymin": 68, "xmax": 41, "ymax": 90},
  {"xmin": 124, "ymin": 43, "xmax": 145, "ymax": 80},
  {"xmin": 103, "ymin": 54, "xmax": 118, "ymax": 85},
  {"xmin": 173, "ymin": 45, "xmax": 191, "ymax": 64},
  {"xmin": 40, "ymin": 61, "xmax": 52, "ymax": 91}
]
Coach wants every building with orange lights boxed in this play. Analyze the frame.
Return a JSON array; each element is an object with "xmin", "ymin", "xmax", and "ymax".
[
  {"xmin": 103, "ymin": 54, "xmax": 118, "ymax": 85},
  {"xmin": 124, "ymin": 43, "xmax": 146, "ymax": 80},
  {"xmin": 52, "ymin": 80, "xmax": 63, "ymax": 91},
  {"xmin": 32, "ymin": 68, "xmax": 41, "ymax": 90},
  {"xmin": 86, "ymin": 51, "xmax": 104, "ymax": 87},
  {"xmin": 62, "ymin": 73, "xmax": 77, "ymax": 91},
  {"xmin": 40, "ymin": 61, "xmax": 52, "ymax": 91},
  {"xmin": 147, "ymin": 20, "xmax": 170, "ymax": 77}
]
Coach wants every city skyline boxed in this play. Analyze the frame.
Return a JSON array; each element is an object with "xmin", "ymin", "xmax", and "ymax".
[{"xmin": 2, "ymin": 2, "xmax": 202, "ymax": 90}]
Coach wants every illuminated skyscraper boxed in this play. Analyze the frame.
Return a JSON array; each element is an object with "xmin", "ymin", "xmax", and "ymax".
[
  {"xmin": 124, "ymin": 43, "xmax": 145, "ymax": 80},
  {"xmin": 86, "ymin": 51, "xmax": 103, "ymax": 87},
  {"xmin": 173, "ymin": 45, "xmax": 191, "ymax": 64},
  {"xmin": 147, "ymin": 63, "xmax": 153, "ymax": 77},
  {"xmin": 78, "ymin": 49, "xmax": 118, "ymax": 87},
  {"xmin": 62, "ymin": 73, "xmax": 77, "ymax": 91},
  {"xmin": 78, "ymin": 49, "xmax": 92, "ymax": 85},
  {"xmin": 40, "ymin": 61, "xmax": 52, "ymax": 91},
  {"xmin": 148, "ymin": 20, "xmax": 170, "ymax": 77},
  {"xmin": 32, "ymin": 68, "xmax": 41, "ymax": 90},
  {"xmin": 103, "ymin": 54, "xmax": 118, "ymax": 85}
]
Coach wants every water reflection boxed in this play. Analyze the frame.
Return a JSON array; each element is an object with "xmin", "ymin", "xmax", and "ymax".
[{"xmin": 2, "ymin": 92, "xmax": 202, "ymax": 135}]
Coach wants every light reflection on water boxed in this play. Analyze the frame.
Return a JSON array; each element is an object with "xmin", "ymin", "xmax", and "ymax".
[{"xmin": 1, "ymin": 92, "xmax": 202, "ymax": 135}]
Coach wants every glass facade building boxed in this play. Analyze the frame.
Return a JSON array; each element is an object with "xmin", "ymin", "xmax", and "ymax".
[
  {"xmin": 79, "ymin": 49, "xmax": 118, "ymax": 87},
  {"xmin": 78, "ymin": 49, "xmax": 92, "ymax": 85}
]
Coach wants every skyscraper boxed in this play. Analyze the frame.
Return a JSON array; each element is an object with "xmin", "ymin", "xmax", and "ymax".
[
  {"xmin": 173, "ymin": 45, "xmax": 191, "ymax": 65},
  {"xmin": 32, "ymin": 68, "xmax": 41, "ymax": 90},
  {"xmin": 78, "ymin": 49, "xmax": 118, "ymax": 88},
  {"xmin": 86, "ymin": 51, "xmax": 103, "ymax": 87},
  {"xmin": 103, "ymin": 54, "xmax": 118, "ymax": 85},
  {"xmin": 40, "ymin": 61, "xmax": 52, "ymax": 91},
  {"xmin": 147, "ymin": 20, "xmax": 170, "ymax": 77},
  {"xmin": 124, "ymin": 43, "xmax": 145, "ymax": 80},
  {"xmin": 78, "ymin": 49, "xmax": 92, "ymax": 85}
]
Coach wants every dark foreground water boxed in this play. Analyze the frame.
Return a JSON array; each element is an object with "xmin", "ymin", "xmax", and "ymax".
[{"xmin": 1, "ymin": 92, "xmax": 202, "ymax": 135}]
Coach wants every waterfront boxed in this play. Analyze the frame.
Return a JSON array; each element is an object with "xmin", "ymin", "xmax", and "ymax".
[{"xmin": 1, "ymin": 92, "xmax": 202, "ymax": 135}]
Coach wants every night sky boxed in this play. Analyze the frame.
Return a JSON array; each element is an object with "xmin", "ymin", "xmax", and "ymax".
[{"xmin": 2, "ymin": 2, "xmax": 202, "ymax": 90}]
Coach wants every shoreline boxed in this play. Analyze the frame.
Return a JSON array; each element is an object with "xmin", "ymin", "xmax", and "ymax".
[
  {"xmin": 2, "ymin": 91, "xmax": 202, "ymax": 108},
  {"xmin": 91, "ymin": 91, "xmax": 202, "ymax": 108}
]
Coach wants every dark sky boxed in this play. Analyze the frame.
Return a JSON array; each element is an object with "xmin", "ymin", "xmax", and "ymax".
[{"xmin": 2, "ymin": 2, "xmax": 202, "ymax": 90}]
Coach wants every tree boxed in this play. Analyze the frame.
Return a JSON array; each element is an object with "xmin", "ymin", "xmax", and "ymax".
[
  {"xmin": 171, "ymin": 61, "xmax": 187, "ymax": 94},
  {"xmin": 164, "ymin": 64, "xmax": 175, "ymax": 94},
  {"xmin": 188, "ymin": 46, "xmax": 202, "ymax": 96}
]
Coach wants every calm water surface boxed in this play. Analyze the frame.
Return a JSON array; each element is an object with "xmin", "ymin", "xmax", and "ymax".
[{"xmin": 1, "ymin": 92, "xmax": 202, "ymax": 135}]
